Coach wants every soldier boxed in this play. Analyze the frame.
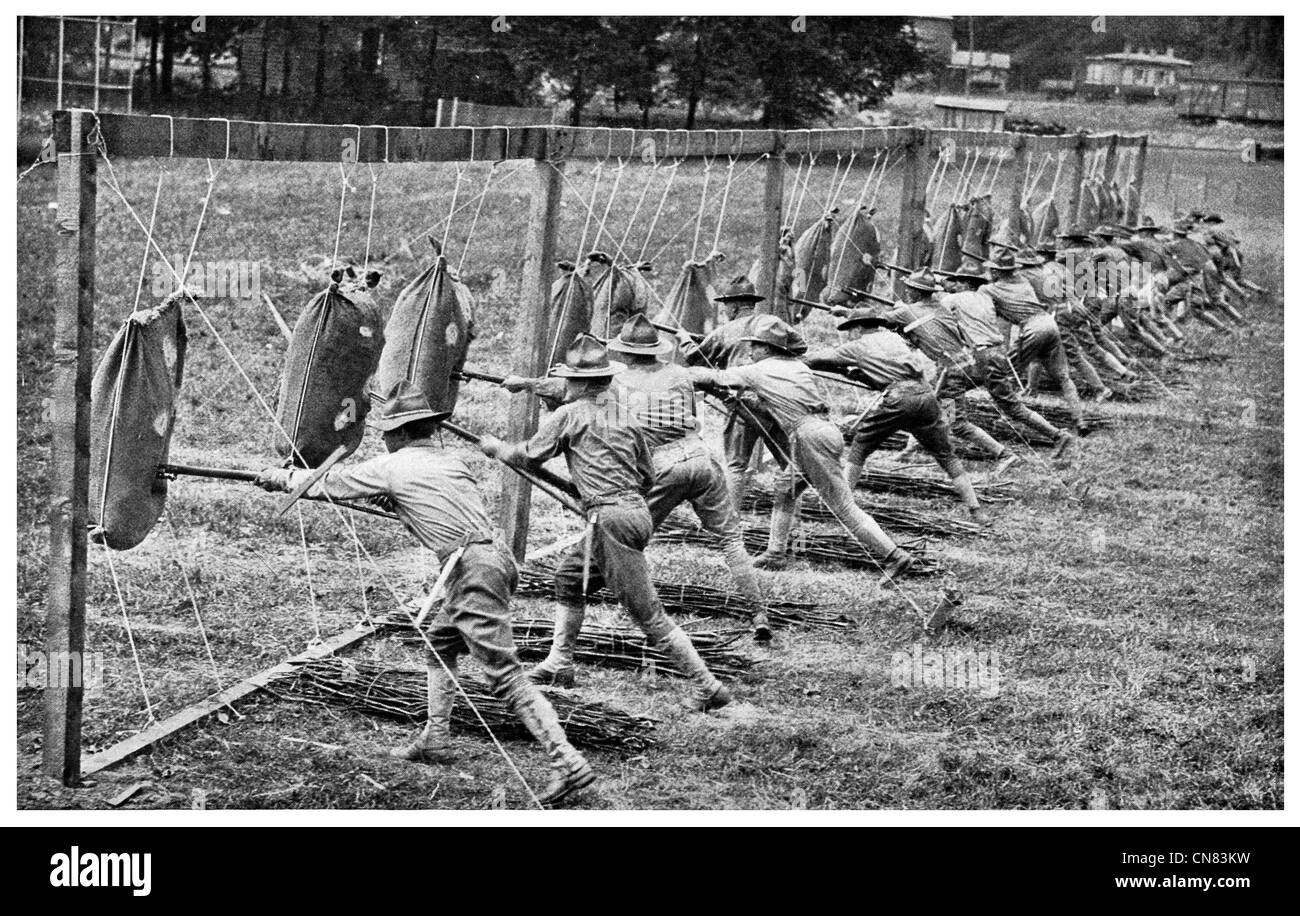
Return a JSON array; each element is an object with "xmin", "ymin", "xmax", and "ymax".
[
  {"xmin": 802, "ymin": 309, "xmax": 990, "ymax": 524},
  {"xmin": 1030, "ymin": 239, "xmax": 1117, "ymax": 402},
  {"xmin": 899, "ymin": 265, "xmax": 1076, "ymax": 460},
  {"xmin": 1164, "ymin": 221, "xmax": 1233, "ymax": 333},
  {"xmin": 684, "ymin": 275, "xmax": 775, "ymax": 510},
  {"xmin": 479, "ymin": 334, "xmax": 733, "ymax": 712},
  {"xmin": 503, "ymin": 315, "xmax": 773, "ymax": 642},
  {"xmin": 1090, "ymin": 225, "xmax": 1173, "ymax": 357},
  {"xmin": 679, "ymin": 315, "xmax": 916, "ymax": 581},
  {"xmin": 1056, "ymin": 225, "xmax": 1141, "ymax": 374},
  {"xmin": 254, "ymin": 380, "xmax": 594, "ymax": 807},
  {"xmin": 984, "ymin": 248, "xmax": 1086, "ymax": 433}
]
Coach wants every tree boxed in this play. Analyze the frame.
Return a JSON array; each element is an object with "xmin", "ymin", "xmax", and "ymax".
[
  {"xmin": 605, "ymin": 17, "xmax": 674, "ymax": 126},
  {"xmin": 705, "ymin": 17, "xmax": 925, "ymax": 127},
  {"xmin": 508, "ymin": 17, "xmax": 617, "ymax": 125}
]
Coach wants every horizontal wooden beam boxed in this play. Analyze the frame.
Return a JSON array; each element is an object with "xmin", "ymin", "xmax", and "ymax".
[
  {"xmin": 53, "ymin": 110, "xmax": 1149, "ymax": 168},
  {"xmin": 56, "ymin": 110, "xmax": 549, "ymax": 163},
  {"xmin": 80, "ymin": 624, "xmax": 376, "ymax": 778}
]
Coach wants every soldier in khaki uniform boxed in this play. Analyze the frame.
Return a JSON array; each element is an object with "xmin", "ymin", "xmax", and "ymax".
[
  {"xmin": 504, "ymin": 315, "xmax": 773, "ymax": 642},
  {"xmin": 480, "ymin": 334, "xmax": 733, "ymax": 712},
  {"xmin": 256, "ymin": 380, "xmax": 594, "ymax": 807},
  {"xmin": 802, "ymin": 310, "xmax": 989, "ymax": 524},
  {"xmin": 679, "ymin": 315, "xmax": 915, "ymax": 582}
]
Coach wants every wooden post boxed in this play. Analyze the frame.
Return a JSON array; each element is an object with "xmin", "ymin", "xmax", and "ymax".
[
  {"xmin": 500, "ymin": 151, "xmax": 564, "ymax": 559},
  {"xmin": 1066, "ymin": 131, "xmax": 1088, "ymax": 227},
  {"xmin": 754, "ymin": 135, "xmax": 786, "ymax": 313},
  {"xmin": 895, "ymin": 127, "xmax": 928, "ymax": 277},
  {"xmin": 1131, "ymin": 135, "xmax": 1149, "ymax": 220},
  {"xmin": 1007, "ymin": 133, "xmax": 1029, "ymax": 235},
  {"xmin": 44, "ymin": 109, "xmax": 96, "ymax": 785}
]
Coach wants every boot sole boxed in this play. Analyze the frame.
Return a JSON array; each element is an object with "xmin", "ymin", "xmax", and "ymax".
[{"xmin": 540, "ymin": 769, "xmax": 597, "ymax": 808}]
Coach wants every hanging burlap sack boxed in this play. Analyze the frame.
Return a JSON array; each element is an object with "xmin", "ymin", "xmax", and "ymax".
[
  {"xmin": 662, "ymin": 260, "xmax": 716, "ymax": 335},
  {"xmin": 548, "ymin": 260, "xmax": 593, "ymax": 362},
  {"xmin": 791, "ymin": 211, "xmax": 837, "ymax": 315},
  {"xmin": 1079, "ymin": 179, "xmax": 1102, "ymax": 229},
  {"xmin": 89, "ymin": 295, "xmax": 187, "ymax": 550},
  {"xmin": 930, "ymin": 203, "xmax": 966, "ymax": 272},
  {"xmin": 375, "ymin": 253, "xmax": 474, "ymax": 421},
  {"xmin": 962, "ymin": 195, "xmax": 994, "ymax": 261},
  {"xmin": 587, "ymin": 252, "xmax": 653, "ymax": 338},
  {"xmin": 823, "ymin": 206, "xmax": 880, "ymax": 304},
  {"xmin": 1032, "ymin": 198, "xmax": 1061, "ymax": 247},
  {"xmin": 274, "ymin": 270, "xmax": 384, "ymax": 468}
]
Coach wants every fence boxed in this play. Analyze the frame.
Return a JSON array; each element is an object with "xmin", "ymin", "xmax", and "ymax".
[
  {"xmin": 19, "ymin": 17, "xmax": 137, "ymax": 114},
  {"xmin": 43, "ymin": 110, "xmax": 1146, "ymax": 785}
]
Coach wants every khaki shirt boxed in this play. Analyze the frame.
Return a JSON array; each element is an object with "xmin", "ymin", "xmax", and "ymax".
[
  {"xmin": 803, "ymin": 331, "xmax": 927, "ymax": 389},
  {"xmin": 984, "ymin": 275, "xmax": 1046, "ymax": 325},
  {"xmin": 940, "ymin": 290, "xmax": 1004, "ymax": 347},
  {"xmin": 292, "ymin": 443, "xmax": 493, "ymax": 556},
  {"xmin": 505, "ymin": 387, "xmax": 656, "ymax": 504},
  {"xmin": 691, "ymin": 357, "xmax": 827, "ymax": 435}
]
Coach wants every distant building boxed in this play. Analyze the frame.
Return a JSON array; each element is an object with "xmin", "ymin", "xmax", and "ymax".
[
  {"xmin": 945, "ymin": 46, "xmax": 1011, "ymax": 93},
  {"xmin": 933, "ymin": 96, "xmax": 1008, "ymax": 132},
  {"xmin": 1081, "ymin": 45, "xmax": 1193, "ymax": 100},
  {"xmin": 909, "ymin": 16, "xmax": 955, "ymax": 56},
  {"xmin": 1178, "ymin": 75, "xmax": 1283, "ymax": 124}
]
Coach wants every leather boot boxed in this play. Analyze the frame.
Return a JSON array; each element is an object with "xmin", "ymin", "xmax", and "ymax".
[
  {"xmin": 390, "ymin": 659, "xmax": 458, "ymax": 763},
  {"xmin": 502, "ymin": 677, "xmax": 596, "ymax": 808},
  {"xmin": 719, "ymin": 532, "xmax": 770, "ymax": 642},
  {"xmin": 752, "ymin": 490, "xmax": 796, "ymax": 569},
  {"xmin": 879, "ymin": 547, "xmax": 915, "ymax": 588},
  {"xmin": 1051, "ymin": 430, "xmax": 1077, "ymax": 459},
  {"xmin": 526, "ymin": 603, "xmax": 584, "ymax": 688},
  {"xmin": 951, "ymin": 474, "xmax": 988, "ymax": 525},
  {"xmin": 659, "ymin": 626, "xmax": 732, "ymax": 712}
]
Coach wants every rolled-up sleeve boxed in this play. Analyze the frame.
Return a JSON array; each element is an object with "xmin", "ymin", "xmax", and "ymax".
[{"xmin": 294, "ymin": 456, "xmax": 392, "ymax": 501}]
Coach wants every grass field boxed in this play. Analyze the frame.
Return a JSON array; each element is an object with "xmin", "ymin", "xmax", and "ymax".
[{"xmin": 15, "ymin": 129, "xmax": 1283, "ymax": 810}]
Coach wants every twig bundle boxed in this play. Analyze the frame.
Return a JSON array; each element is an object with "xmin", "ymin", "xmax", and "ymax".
[
  {"xmin": 374, "ymin": 613, "xmax": 755, "ymax": 681},
  {"xmin": 515, "ymin": 563, "xmax": 853, "ymax": 630},
  {"xmin": 270, "ymin": 656, "xmax": 658, "ymax": 754},
  {"xmin": 654, "ymin": 518, "xmax": 947, "ymax": 575}
]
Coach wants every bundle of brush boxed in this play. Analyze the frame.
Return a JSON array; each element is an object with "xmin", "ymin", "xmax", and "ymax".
[
  {"xmin": 374, "ymin": 613, "xmax": 754, "ymax": 681},
  {"xmin": 515, "ymin": 563, "xmax": 852, "ymax": 631},
  {"xmin": 957, "ymin": 401, "xmax": 1115, "ymax": 447},
  {"xmin": 270, "ymin": 656, "xmax": 657, "ymax": 753},
  {"xmin": 655, "ymin": 517, "xmax": 946, "ymax": 575},
  {"xmin": 1035, "ymin": 364, "xmax": 1193, "ymax": 402},
  {"xmin": 737, "ymin": 491, "xmax": 981, "ymax": 538}
]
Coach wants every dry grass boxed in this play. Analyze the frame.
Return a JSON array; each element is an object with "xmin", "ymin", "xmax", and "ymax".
[{"xmin": 15, "ymin": 130, "xmax": 1282, "ymax": 810}]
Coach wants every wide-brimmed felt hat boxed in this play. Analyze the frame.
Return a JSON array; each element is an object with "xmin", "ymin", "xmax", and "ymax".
[
  {"xmin": 1202, "ymin": 212, "xmax": 1225, "ymax": 224},
  {"xmin": 585, "ymin": 250, "xmax": 613, "ymax": 266},
  {"xmin": 938, "ymin": 258, "xmax": 991, "ymax": 285},
  {"xmin": 837, "ymin": 307, "xmax": 892, "ymax": 331},
  {"xmin": 740, "ymin": 314, "xmax": 806, "ymax": 354},
  {"xmin": 1133, "ymin": 216, "xmax": 1164, "ymax": 233},
  {"xmin": 606, "ymin": 314, "xmax": 674, "ymax": 356},
  {"xmin": 902, "ymin": 267, "xmax": 941, "ymax": 293},
  {"xmin": 1034, "ymin": 239, "xmax": 1059, "ymax": 255},
  {"xmin": 549, "ymin": 333, "xmax": 626, "ymax": 378},
  {"xmin": 713, "ymin": 275, "xmax": 766, "ymax": 303},
  {"xmin": 1171, "ymin": 220, "xmax": 1193, "ymax": 236},
  {"xmin": 371, "ymin": 379, "xmax": 439, "ymax": 431},
  {"xmin": 1092, "ymin": 224, "xmax": 1128, "ymax": 240},
  {"xmin": 1014, "ymin": 246, "xmax": 1043, "ymax": 266},
  {"xmin": 984, "ymin": 249, "xmax": 1018, "ymax": 272},
  {"xmin": 1056, "ymin": 224, "xmax": 1093, "ymax": 243}
]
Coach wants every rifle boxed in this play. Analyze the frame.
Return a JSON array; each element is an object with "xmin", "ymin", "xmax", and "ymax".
[
  {"xmin": 158, "ymin": 462, "xmax": 400, "ymax": 521},
  {"xmin": 435, "ymin": 417, "xmax": 585, "ymax": 516}
]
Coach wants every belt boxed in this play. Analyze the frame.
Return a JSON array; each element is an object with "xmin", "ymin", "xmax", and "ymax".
[
  {"xmin": 436, "ymin": 532, "xmax": 495, "ymax": 563},
  {"xmin": 581, "ymin": 492, "xmax": 646, "ymax": 513},
  {"xmin": 652, "ymin": 437, "xmax": 710, "ymax": 468},
  {"xmin": 416, "ymin": 533, "xmax": 496, "ymax": 627}
]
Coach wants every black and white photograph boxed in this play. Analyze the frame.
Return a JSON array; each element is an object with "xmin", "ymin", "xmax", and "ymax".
[{"xmin": 7, "ymin": 6, "xmax": 1289, "ymax": 841}]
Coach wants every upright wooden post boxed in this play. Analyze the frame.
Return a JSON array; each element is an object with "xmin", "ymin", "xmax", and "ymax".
[
  {"xmin": 895, "ymin": 127, "xmax": 929, "ymax": 277},
  {"xmin": 754, "ymin": 135, "xmax": 786, "ymax": 313},
  {"xmin": 1131, "ymin": 135, "xmax": 1149, "ymax": 220},
  {"xmin": 1066, "ymin": 131, "xmax": 1088, "ymax": 227},
  {"xmin": 44, "ymin": 109, "xmax": 96, "ymax": 785},
  {"xmin": 500, "ymin": 148, "xmax": 563, "ymax": 559},
  {"xmin": 1007, "ymin": 133, "xmax": 1029, "ymax": 231},
  {"xmin": 1102, "ymin": 133, "xmax": 1120, "ymax": 188}
]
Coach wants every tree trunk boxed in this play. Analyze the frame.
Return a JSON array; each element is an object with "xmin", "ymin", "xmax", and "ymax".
[
  {"xmin": 641, "ymin": 104, "xmax": 650, "ymax": 128},
  {"xmin": 148, "ymin": 22, "xmax": 158, "ymax": 96},
  {"xmin": 685, "ymin": 32, "xmax": 703, "ymax": 130},
  {"xmin": 313, "ymin": 22, "xmax": 328, "ymax": 116},
  {"xmin": 160, "ymin": 19, "xmax": 175, "ymax": 98},
  {"xmin": 569, "ymin": 71, "xmax": 584, "ymax": 126},
  {"xmin": 420, "ymin": 27, "xmax": 439, "ymax": 125}
]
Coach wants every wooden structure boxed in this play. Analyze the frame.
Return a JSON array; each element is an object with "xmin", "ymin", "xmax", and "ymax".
[
  {"xmin": 45, "ymin": 111, "xmax": 1146, "ymax": 784},
  {"xmin": 1082, "ymin": 47, "xmax": 1193, "ymax": 101},
  {"xmin": 933, "ymin": 96, "xmax": 1008, "ymax": 132},
  {"xmin": 944, "ymin": 49, "xmax": 1011, "ymax": 93},
  {"xmin": 1178, "ymin": 76, "xmax": 1284, "ymax": 125}
]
